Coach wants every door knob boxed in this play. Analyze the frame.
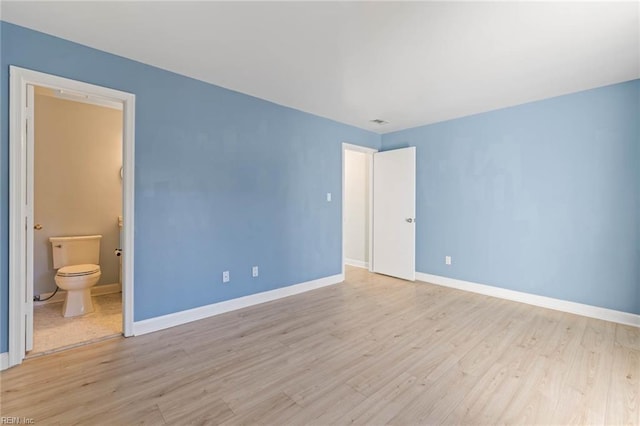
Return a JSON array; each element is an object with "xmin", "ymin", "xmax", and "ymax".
[
  {"xmin": 405, "ymin": 218, "xmax": 414, "ymax": 223},
  {"xmin": 34, "ymin": 224, "xmax": 43, "ymax": 230}
]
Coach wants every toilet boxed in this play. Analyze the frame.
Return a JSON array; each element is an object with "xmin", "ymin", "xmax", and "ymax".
[{"xmin": 49, "ymin": 235, "xmax": 102, "ymax": 317}]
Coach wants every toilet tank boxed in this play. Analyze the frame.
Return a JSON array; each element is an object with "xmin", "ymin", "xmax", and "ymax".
[{"xmin": 49, "ymin": 235, "xmax": 102, "ymax": 269}]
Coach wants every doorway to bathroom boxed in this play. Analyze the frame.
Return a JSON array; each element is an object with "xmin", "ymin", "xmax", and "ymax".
[
  {"xmin": 29, "ymin": 85, "xmax": 123, "ymax": 356},
  {"xmin": 8, "ymin": 67, "xmax": 135, "ymax": 368}
]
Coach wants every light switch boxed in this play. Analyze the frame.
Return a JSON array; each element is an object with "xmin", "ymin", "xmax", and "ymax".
[{"xmin": 327, "ymin": 193, "xmax": 332, "ymax": 202}]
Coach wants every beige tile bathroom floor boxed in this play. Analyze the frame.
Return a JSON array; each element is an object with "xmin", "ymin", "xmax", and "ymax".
[{"xmin": 29, "ymin": 292, "xmax": 122, "ymax": 357}]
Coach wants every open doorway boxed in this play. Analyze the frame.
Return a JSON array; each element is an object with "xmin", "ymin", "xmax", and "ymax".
[
  {"xmin": 29, "ymin": 85, "xmax": 123, "ymax": 356},
  {"xmin": 342, "ymin": 143, "xmax": 417, "ymax": 282},
  {"xmin": 342, "ymin": 143, "xmax": 376, "ymax": 276},
  {"xmin": 8, "ymin": 66, "xmax": 135, "ymax": 368}
]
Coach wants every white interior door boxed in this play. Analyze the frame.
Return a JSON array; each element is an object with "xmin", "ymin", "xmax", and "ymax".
[
  {"xmin": 25, "ymin": 84, "xmax": 35, "ymax": 352},
  {"xmin": 372, "ymin": 147, "xmax": 416, "ymax": 281}
]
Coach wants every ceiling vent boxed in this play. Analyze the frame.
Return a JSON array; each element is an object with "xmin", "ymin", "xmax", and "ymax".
[{"xmin": 369, "ymin": 119, "xmax": 389, "ymax": 125}]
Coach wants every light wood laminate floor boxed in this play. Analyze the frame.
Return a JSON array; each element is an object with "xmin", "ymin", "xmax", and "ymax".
[{"xmin": 1, "ymin": 266, "xmax": 638, "ymax": 425}]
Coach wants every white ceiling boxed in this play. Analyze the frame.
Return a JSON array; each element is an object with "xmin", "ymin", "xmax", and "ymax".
[{"xmin": 2, "ymin": 1, "xmax": 639, "ymax": 133}]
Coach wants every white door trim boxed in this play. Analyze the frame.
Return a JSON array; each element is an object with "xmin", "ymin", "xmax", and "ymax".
[
  {"xmin": 342, "ymin": 143, "xmax": 377, "ymax": 277},
  {"xmin": 8, "ymin": 66, "xmax": 136, "ymax": 368}
]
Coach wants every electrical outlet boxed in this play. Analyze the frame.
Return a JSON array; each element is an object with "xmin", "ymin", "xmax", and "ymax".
[
  {"xmin": 252, "ymin": 266, "xmax": 259, "ymax": 277},
  {"xmin": 222, "ymin": 271, "xmax": 230, "ymax": 283},
  {"xmin": 445, "ymin": 256, "xmax": 452, "ymax": 265}
]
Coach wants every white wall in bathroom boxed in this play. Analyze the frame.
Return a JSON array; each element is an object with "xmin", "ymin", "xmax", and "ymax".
[
  {"xmin": 344, "ymin": 150, "xmax": 369, "ymax": 267},
  {"xmin": 34, "ymin": 90, "xmax": 123, "ymax": 296}
]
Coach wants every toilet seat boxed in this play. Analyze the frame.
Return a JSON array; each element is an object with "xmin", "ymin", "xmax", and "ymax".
[{"xmin": 57, "ymin": 264, "xmax": 101, "ymax": 277}]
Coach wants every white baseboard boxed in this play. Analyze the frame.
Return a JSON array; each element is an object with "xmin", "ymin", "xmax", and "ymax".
[
  {"xmin": 1, "ymin": 352, "xmax": 9, "ymax": 371},
  {"xmin": 416, "ymin": 272, "xmax": 640, "ymax": 328},
  {"xmin": 133, "ymin": 273, "xmax": 344, "ymax": 336},
  {"xmin": 34, "ymin": 282, "xmax": 122, "ymax": 306},
  {"xmin": 345, "ymin": 258, "xmax": 369, "ymax": 269}
]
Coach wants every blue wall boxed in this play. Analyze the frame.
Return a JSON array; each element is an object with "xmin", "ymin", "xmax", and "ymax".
[
  {"xmin": 0, "ymin": 22, "xmax": 380, "ymax": 352},
  {"xmin": 382, "ymin": 80, "xmax": 640, "ymax": 315},
  {"xmin": 2, "ymin": 22, "xmax": 638, "ymax": 354}
]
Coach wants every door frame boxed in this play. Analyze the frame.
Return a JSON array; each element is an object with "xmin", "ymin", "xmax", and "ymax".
[
  {"xmin": 341, "ymin": 143, "xmax": 377, "ymax": 277},
  {"xmin": 8, "ymin": 66, "xmax": 136, "ymax": 368}
]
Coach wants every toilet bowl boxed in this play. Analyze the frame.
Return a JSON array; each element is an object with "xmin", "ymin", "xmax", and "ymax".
[
  {"xmin": 50, "ymin": 235, "xmax": 102, "ymax": 318},
  {"xmin": 54, "ymin": 264, "xmax": 101, "ymax": 317}
]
